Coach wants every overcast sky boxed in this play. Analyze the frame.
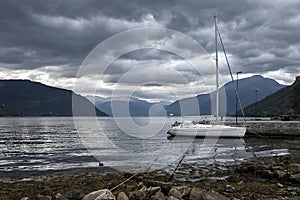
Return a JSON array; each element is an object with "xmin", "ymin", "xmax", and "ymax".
[{"xmin": 0, "ymin": 0, "xmax": 299, "ymax": 102}]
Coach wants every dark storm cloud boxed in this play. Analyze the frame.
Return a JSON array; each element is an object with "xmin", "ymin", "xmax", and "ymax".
[{"xmin": 0, "ymin": 0, "xmax": 299, "ymax": 99}]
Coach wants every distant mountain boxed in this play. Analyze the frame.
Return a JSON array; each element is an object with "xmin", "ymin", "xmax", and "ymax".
[
  {"xmin": 86, "ymin": 96, "xmax": 170, "ymax": 116},
  {"xmin": 242, "ymin": 77, "xmax": 300, "ymax": 117},
  {"xmin": 0, "ymin": 80, "xmax": 108, "ymax": 116},
  {"xmin": 165, "ymin": 75, "xmax": 285, "ymax": 116},
  {"xmin": 86, "ymin": 75, "xmax": 285, "ymax": 117}
]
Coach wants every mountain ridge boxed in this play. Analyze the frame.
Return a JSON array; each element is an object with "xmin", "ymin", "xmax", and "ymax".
[
  {"xmin": 87, "ymin": 75, "xmax": 285, "ymax": 116},
  {"xmin": 0, "ymin": 80, "xmax": 108, "ymax": 116},
  {"xmin": 165, "ymin": 75, "xmax": 285, "ymax": 116}
]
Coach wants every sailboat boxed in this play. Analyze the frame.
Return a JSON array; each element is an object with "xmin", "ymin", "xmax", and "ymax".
[{"xmin": 167, "ymin": 16, "xmax": 246, "ymax": 138}]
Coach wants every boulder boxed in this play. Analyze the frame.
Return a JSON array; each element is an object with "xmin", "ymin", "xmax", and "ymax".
[
  {"xmin": 189, "ymin": 188, "xmax": 204, "ymax": 200},
  {"xmin": 151, "ymin": 191, "xmax": 167, "ymax": 200},
  {"xmin": 189, "ymin": 188, "xmax": 229, "ymax": 200},
  {"xmin": 168, "ymin": 188, "xmax": 182, "ymax": 199},
  {"xmin": 128, "ymin": 190, "xmax": 144, "ymax": 200},
  {"xmin": 82, "ymin": 189, "xmax": 115, "ymax": 200},
  {"xmin": 143, "ymin": 180, "xmax": 173, "ymax": 194},
  {"xmin": 117, "ymin": 192, "xmax": 129, "ymax": 200},
  {"xmin": 145, "ymin": 186, "xmax": 161, "ymax": 197},
  {"xmin": 21, "ymin": 198, "xmax": 30, "ymax": 200},
  {"xmin": 64, "ymin": 189, "xmax": 84, "ymax": 200},
  {"xmin": 171, "ymin": 186, "xmax": 191, "ymax": 198}
]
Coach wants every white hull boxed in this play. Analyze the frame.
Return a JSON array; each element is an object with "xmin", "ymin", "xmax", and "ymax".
[{"xmin": 167, "ymin": 124, "xmax": 246, "ymax": 138}]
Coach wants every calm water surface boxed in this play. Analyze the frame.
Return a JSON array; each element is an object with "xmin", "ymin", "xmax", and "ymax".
[{"xmin": 0, "ymin": 117, "xmax": 299, "ymax": 173}]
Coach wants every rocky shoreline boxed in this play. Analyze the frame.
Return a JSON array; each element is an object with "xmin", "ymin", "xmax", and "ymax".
[{"xmin": 1, "ymin": 154, "xmax": 300, "ymax": 200}]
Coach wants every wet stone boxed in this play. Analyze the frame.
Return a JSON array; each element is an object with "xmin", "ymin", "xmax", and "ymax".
[
  {"xmin": 168, "ymin": 188, "xmax": 182, "ymax": 199},
  {"xmin": 288, "ymin": 163, "xmax": 300, "ymax": 174},
  {"xmin": 225, "ymin": 185, "xmax": 235, "ymax": 193},
  {"xmin": 146, "ymin": 186, "xmax": 161, "ymax": 196},
  {"xmin": 117, "ymin": 192, "xmax": 129, "ymax": 200},
  {"xmin": 64, "ymin": 189, "xmax": 84, "ymax": 200},
  {"xmin": 168, "ymin": 196, "xmax": 179, "ymax": 200},
  {"xmin": 274, "ymin": 170, "xmax": 288, "ymax": 179},
  {"xmin": 37, "ymin": 195, "xmax": 52, "ymax": 200},
  {"xmin": 189, "ymin": 188, "xmax": 229, "ymax": 200},
  {"xmin": 143, "ymin": 180, "xmax": 173, "ymax": 195},
  {"xmin": 151, "ymin": 191, "xmax": 167, "ymax": 200},
  {"xmin": 82, "ymin": 189, "xmax": 115, "ymax": 200},
  {"xmin": 171, "ymin": 186, "xmax": 191, "ymax": 198},
  {"xmin": 55, "ymin": 193, "xmax": 68, "ymax": 200},
  {"xmin": 290, "ymin": 173, "xmax": 300, "ymax": 183},
  {"xmin": 128, "ymin": 190, "xmax": 144, "ymax": 200}
]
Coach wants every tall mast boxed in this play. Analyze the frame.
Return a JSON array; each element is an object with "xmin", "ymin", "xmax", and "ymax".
[{"xmin": 214, "ymin": 16, "xmax": 219, "ymax": 123}]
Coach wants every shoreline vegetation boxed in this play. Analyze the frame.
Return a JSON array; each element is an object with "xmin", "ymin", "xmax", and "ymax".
[{"xmin": 1, "ymin": 154, "xmax": 299, "ymax": 199}]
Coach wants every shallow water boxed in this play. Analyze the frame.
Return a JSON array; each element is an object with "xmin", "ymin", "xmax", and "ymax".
[{"xmin": 0, "ymin": 117, "xmax": 299, "ymax": 173}]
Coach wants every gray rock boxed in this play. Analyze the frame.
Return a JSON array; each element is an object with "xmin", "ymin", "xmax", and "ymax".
[
  {"xmin": 275, "ymin": 170, "xmax": 288, "ymax": 179},
  {"xmin": 189, "ymin": 188, "xmax": 204, "ymax": 200},
  {"xmin": 277, "ymin": 183, "xmax": 284, "ymax": 188},
  {"xmin": 290, "ymin": 173, "xmax": 300, "ymax": 183},
  {"xmin": 168, "ymin": 188, "xmax": 182, "ymax": 199},
  {"xmin": 145, "ymin": 186, "xmax": 161, "ymax": 197},
  {"xmin": 151, "ymin": 191, "xmax": 167, "ymax": 200},
  {"xmin": 128, "ymin": 190, "xmax": 144, "ymax": 200},
  {"xmin": 21, "ymin": 198, "xmax": 30, "ymax": 200},
  {"xmin": 288, "ymin": 163, "xmax": 300, "ymax": 174},
  {"xmin": 167, "ymin": 196, "xmax": 179, "ymax": 200},
  {"xmin": 64, "ymin": 189, "xmax": 83, "ymax": 200},
  {"xmin": 171, "ymin": 186, "xmax": 191, "ymax": 198},
  {"xmin": 37, "ymin": 195, "xmax": 52, "ymax": 200},
  {"xmin": 55, "ymin": 193, "xmax": 68, "ymax": 200},
  {"xmin": 82, "ymin": 189, "xmax": 115, "ymax": 200},
  {"xmin": 143, "ymin": 180, "xmax": 173, "ymax": 194},
  {"xmin": 139, "ymin": 186, "xmax": 147, "ymax": 193},
  {"xmin": 117, "ymin": 192, "xmax": 129, "ymax": 200},
  {"xmin": 225, "ymin": 185, "xmax": 235, "ymax": 193},
  {"xmin": 189, "ymin": 188, "xmax": 229, "ymax": 200}
]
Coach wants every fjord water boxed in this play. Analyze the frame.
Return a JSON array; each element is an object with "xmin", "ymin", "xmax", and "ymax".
[{"xmin": 0, "ymin": 117, "xmax": 297, "ymax": 173}]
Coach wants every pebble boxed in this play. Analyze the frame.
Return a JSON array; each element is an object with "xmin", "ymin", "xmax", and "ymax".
[
  {"xmin": 37, "ymin": 195, "xmax": 52, "ymax": 200},
  {"xmin": 277, "ymin": 183, "xmax": 284, "ymax": 188},
  {"xmin": 225, "ymin": 185, "xmax": 235, "ymax": 193}
]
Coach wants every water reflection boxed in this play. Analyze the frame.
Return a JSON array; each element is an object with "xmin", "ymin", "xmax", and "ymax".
[{"xmin": 0, "ymin": 117, "xmax": 297, "ymax": 172}]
